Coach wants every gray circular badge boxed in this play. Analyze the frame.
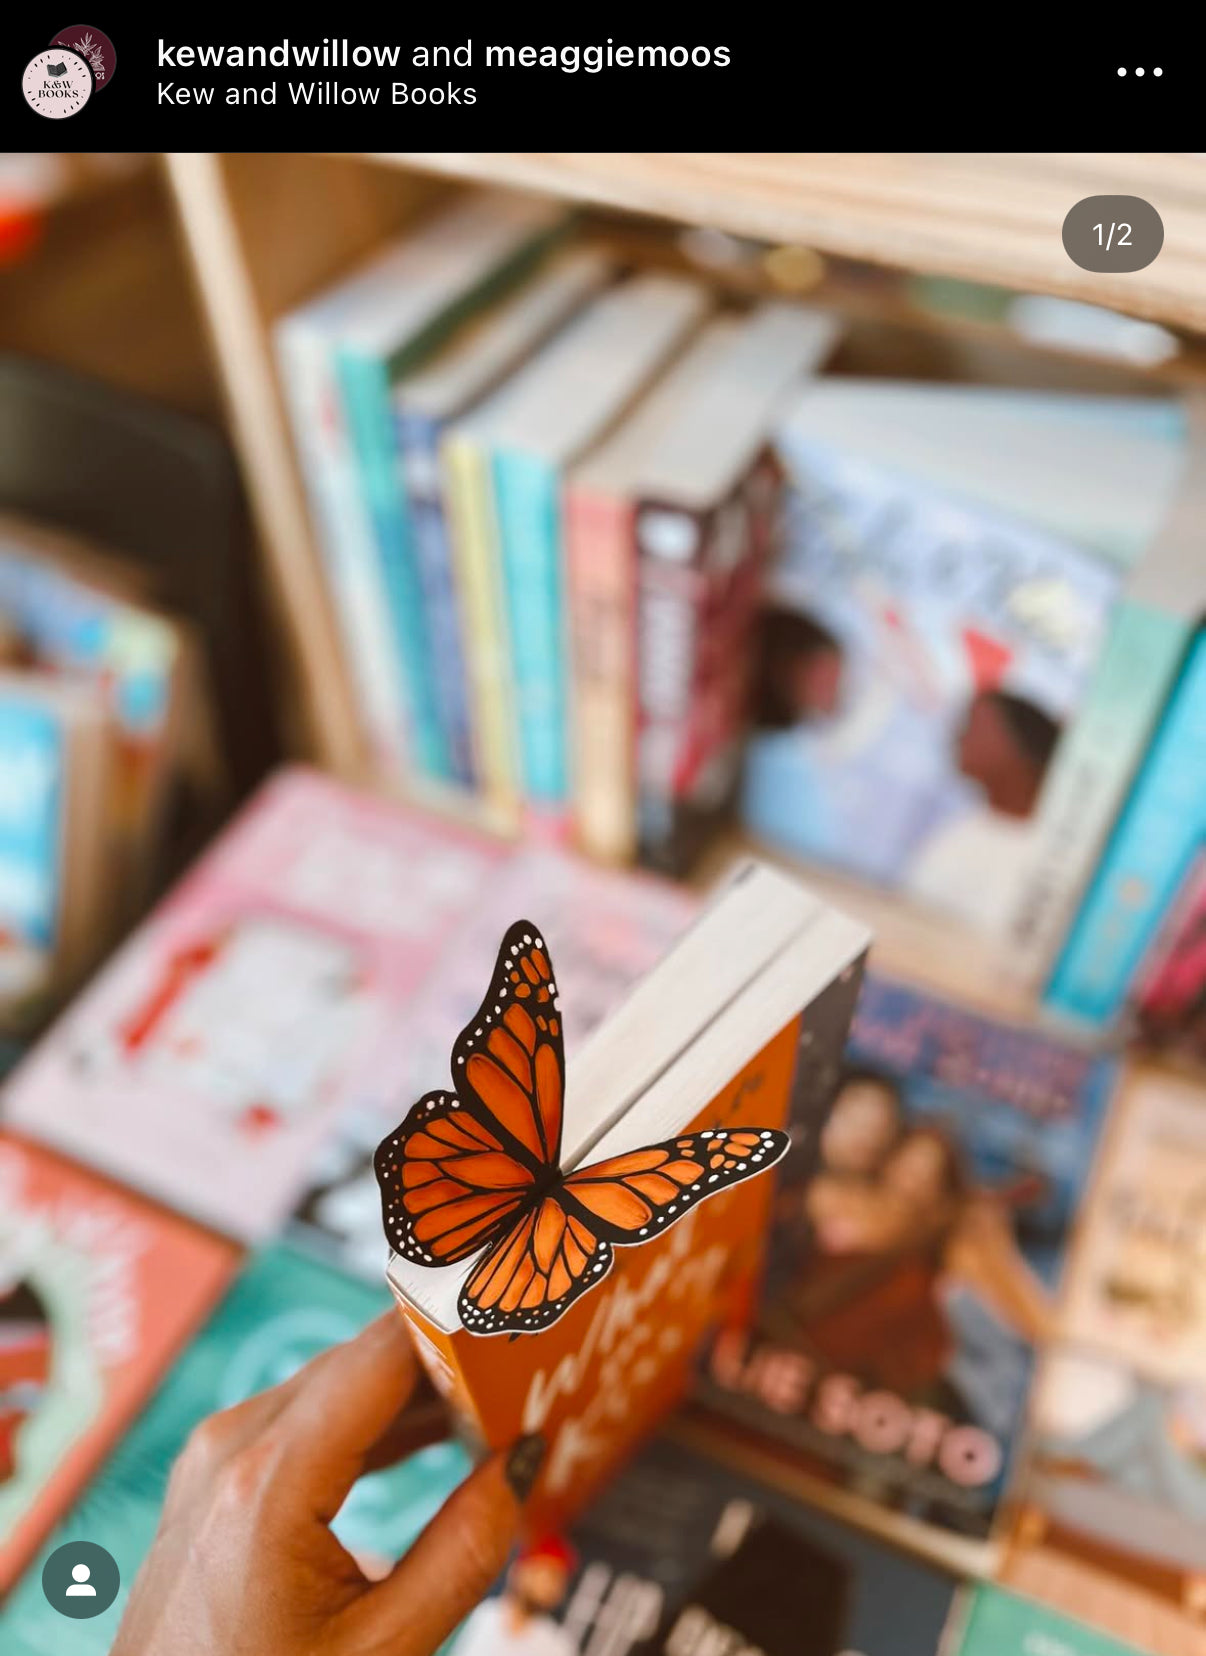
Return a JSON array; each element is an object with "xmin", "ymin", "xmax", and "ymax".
[
  {"xmin": 1062, "ymin": 195, "xmax": 1163, "ymax": 273},
  {"xmin": 41, "ymin": 1541, "xmax": 121, "ymax": 1619}
]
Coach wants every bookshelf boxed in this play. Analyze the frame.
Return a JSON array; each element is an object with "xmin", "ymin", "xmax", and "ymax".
[
  {"xmin": 163, "ymin": 151, "xmax": 1206, "ymax": 1020},
  {"xmin": 377, "ymin": 154, "xmax": 1206, "ymax": 329}
]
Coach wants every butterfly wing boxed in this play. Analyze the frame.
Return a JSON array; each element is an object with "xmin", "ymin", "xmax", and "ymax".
[
  {"xmin": 452, "ymin": 919, "xmax": 565, "ymax": 1171},
  {"xmin": 458, "ymin": 1194, "xmax": 613, "ymax": 1336},
  {"xmin": 562, "ymin": 1128, "xmax": 791, "ymax": 1243},
  {"xmin": 374, "ymin": 1090, "xmax": 540, "ymax": 1267},
  {"xmin": 375, "ymin": 920, "xmax": 565, "ymax": 1269},
  {"xmin": 457, "ymin": 1128, "xmax": 789, "ymax": 1336}
]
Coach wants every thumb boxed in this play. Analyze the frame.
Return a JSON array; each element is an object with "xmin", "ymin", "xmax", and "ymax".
[{"xmin": 340, "ymin": 1433, "xmax": 546, "ymax": 1653}]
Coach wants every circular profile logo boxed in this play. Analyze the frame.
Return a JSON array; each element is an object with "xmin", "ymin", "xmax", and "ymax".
[
  {"xmin": 49, "ymin": 25, "xmax": 116, "ymax": 89},
  {"xmin": 41, "ymin": 1541, "xmax": 120, "ymax": 1618},
  {"xmin": 22, "ymin": 47, "xmax": 92, "ymax": 118}
]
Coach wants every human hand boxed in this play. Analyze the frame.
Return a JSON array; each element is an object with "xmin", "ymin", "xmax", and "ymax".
[{"xmin": 112, "ymin": 1311, "xmax": 545, "ymax": 1656}]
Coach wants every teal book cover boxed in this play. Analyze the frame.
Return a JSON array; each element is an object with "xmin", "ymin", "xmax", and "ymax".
[
  {"xmin": 951, "ymin": 1585, "xmax": 1144, "ymax": 1656},
  {"xmin": 1047, "ymin": 629, "xmax": 1206, "ymax": 1026},
  {"xmin": 0, "ymin": 1245, "xmax": 470, "ymax": 1655},
  {"xmin": 1009, "ymin": 597, "xmax": 1194, "ymax": 978},
  {"xmin": 492, "ymin": 448, "xmax": 568, "ymax": 813},
  {"xmin": 337, "ymin": 351, "xmax": 452, "ymax": 783}
]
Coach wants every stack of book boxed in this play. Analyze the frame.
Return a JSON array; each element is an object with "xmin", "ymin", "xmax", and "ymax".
[
  {"xmin": 0, "ymin": 767, "xmax": 710, "ymax": 1638},
  {"xmin": 0, "ymin": 766, "xmax": 1197, "ymax": 1656},
  {"xmin": 274, "ymin": 189, "xmax": 837, "ymax": 871},
  {"xmin": 0, "ymin": 514, "xmax": 202, "ymax": 1023}
]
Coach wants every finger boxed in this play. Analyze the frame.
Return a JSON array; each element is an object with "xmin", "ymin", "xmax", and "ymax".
[
  {"xmin": 344, "ymin": 1435, "xmax": 545, "ymax": 1653},
  {"xmin": 361, "ymin": 1390, "xmax": 450, "ymax": 1475},
  {"xmin": 273, "ymin": 1312, "xmax": 422, "ymax": 1516}
]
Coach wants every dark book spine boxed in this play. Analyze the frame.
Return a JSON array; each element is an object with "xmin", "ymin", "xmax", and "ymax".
[{"xmin": 635, "ymin": 448, "xmax": 782, "ymax": 876}]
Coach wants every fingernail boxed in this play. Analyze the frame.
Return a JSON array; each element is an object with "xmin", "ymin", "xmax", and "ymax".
[{"xmin": 505, "ymin": 1433, "xmax": 546, "ymax": 1502}]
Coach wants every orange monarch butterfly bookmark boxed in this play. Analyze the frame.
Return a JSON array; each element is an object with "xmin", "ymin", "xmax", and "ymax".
[{"xmin": 374, "ymin": 919, "xmax": 790, "ymax": 1337}]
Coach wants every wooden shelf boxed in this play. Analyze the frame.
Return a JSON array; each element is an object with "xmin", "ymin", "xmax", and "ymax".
[
  {"xmin": 374, "ymin": 153, "xmax": 1206, "ymax": 332},
  {"xmin": 163, "ymin": 153, "xmax": 447, "ymax": 774},
  {"xmin": 0, "ymin": 160, "xmax": 222, "ymax": 418}
]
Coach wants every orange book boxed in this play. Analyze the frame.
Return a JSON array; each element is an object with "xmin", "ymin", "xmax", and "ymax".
[{"xmin": 378, "ymin": 861, "xmax": 868, "ymax": 1533}]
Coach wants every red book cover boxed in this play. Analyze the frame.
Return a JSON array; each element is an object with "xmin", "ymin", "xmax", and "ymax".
[{"xmin": 0, "ymin": 1131, "xmax": 236, "ymax": 1592}]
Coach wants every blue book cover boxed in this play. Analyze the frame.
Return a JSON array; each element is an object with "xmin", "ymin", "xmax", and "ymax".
[
  {"xmin": 0, "ymin": 548, "xmax": 177, "ymax": 746},
  {"xmin": 395, "ymin": 407, "xmax": 476, "ymax": 788},
  {"xmin": 492, "ymin": 448, "xmax": 567, "ymax": 812},
  {"xmin": 1046, "ymin": 627, "xmax": 1206, "ymax": 1027},
  {"xmin": 0, "ymin": 692, "xmax": 65, "ymax": 955},
  {"xmin": 337, "ymin": 352, "xmax": 453, "ymax": 784},
  {"xmin": 0, "ymin": 1244, "xmax": 470, "ymax": 1654}
]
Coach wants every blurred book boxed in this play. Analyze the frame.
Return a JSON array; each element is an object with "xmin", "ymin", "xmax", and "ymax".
[
  {"xmin": 0, "ymin": 513, "xmax": 189, "ymax": 855},
  {"xmin": 1, "ymin": 768, "xmax": 506, "ymax": 1242},
  {"xmin": 686, "ymin": 973, "xmax": 1114, "ymax": 1574},
  {"xmin": 292, "ymin": 844, "xmax": 697, "ymax": 1281},
  {"xmin": 770, "ymin": 382, "xmax": 1186, "ymax": 565},
  {"xmin": 1046, "ymin": 621, "xmax": 1206, "ymax": 1030},
  {"xmin": 0, "ymin": 1242, "xmax": 468, "ymax": 1653},
  {"xmin": 1009, "ymin": 403, "xmax": 1206, "ymax": 988},
  {"xmin": 451, "ymin": 1435, "xmax": 956, "ymax": 1656},
  {"xmin": 626, "ymin": 304, "xmax": 839, "ymax": 876},
  {"xmin": 0, "ymin": 515, "xmax": 200, "ymax": 1018},
  {"xmin": 385, "ymin": 862, "xmax": 868, "ymax": 1536},
  {"xmin": 1005, "ymin": 1346, "xmax": 1206, "ymax": 1649},
  {"xmin": 566, "ymin": 303, "xmax": 838, "ymax": 868},
  {"xmin": 395, "ymin": 246, "xmax": 618, "ymax": 819},
  {"xmin": 1060, "ymin": 1066, "xmax": 1206, "ymax": 1384},
  {"xmin": 0, "ymin": 1130, "xmax": 235, "ymax": 1595},
  {"xmin": 946, "ymin": 1584, "xmax": 1149, "ymax": 1656},
  {"xmin": 566, "ymin": 315, "xmax": 745, "ymax": 867},
  {"xmin": 274, "ymin": 190, "xmax": 570, "ymax": 784},
  {"xmin": 444, "ymin": 272, "xmax": 710, "ymax": 833},
  {"xmin": 0, "ymin": 671, "xmax": 109, "ymax": 1013},
  {"xmin": 746, "ymin": 382, "xmax": 1189, "ymax": 952},
  {"xmin": 1131, "ymin": 855, "xmax": 1206, "ymax": 1063}
]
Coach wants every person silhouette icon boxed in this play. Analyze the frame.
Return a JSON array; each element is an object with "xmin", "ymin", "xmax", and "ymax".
[{"xmin": 65, "ymin": 1563, "xmax": 97, "ymax": 1598}]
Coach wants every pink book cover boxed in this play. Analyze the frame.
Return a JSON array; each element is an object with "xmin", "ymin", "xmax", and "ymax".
[
  {"xmin": 1133, "ymin": 855, "xmax": 1206, "ymax": 1062},
  {"xmin": 1, "ymin": 768, "xmax": 507, "ymax": 1243},
  {"xmin": 0, "ymin": 1131, "xmax": 236, "ymax": 1592},
  {"xmin": 568, "ymin": 485, "xmax": 642, "ymax": 865}
]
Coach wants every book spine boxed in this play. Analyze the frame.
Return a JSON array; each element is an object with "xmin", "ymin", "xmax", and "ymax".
[
  {"xmin": 635, "ymin": 505, "xmax": 707, "ymax": 873},
  {"xmin": 0, "ymin": 692, "xmax": 65, "ymax": 955},
  {"xmin": 1130, "ymin": 850, "xmax": 1206, "ymax": 1041},
  {"xmin": 395, "ymin": 407, "xmax": 477, "ymax": 789},
  {"xmin": 566, "ymin": 484, "xmax": 638, "ymax": 863},
  {"xmin": 440, "ymin": 435, "xmax": 520, "ymax": 831},
  {"xmin": 385, "ymin": 1290, "xmax": 488, "ymax": 1443},
  {"xmin": 636, "ymin": 453, "xmax": 778, "ymax": 876},
  {"xmin": 274, "ymin": 323, "xmax": 409, "ymax": 771},
  {"xmin": 1007, "ymin": 599, "xmax": 1194, "ymax": 983},
  {"xmin": 492, "ymin": 447, "xmax": 570, "ymax": 824},
  {"xmin": 335, "ymin": 350, "xmax": 451, "ymax": 784},
  {"xmin": 1046, "ymin": 630, "xmax": 1206, "ymax": 1027}
]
